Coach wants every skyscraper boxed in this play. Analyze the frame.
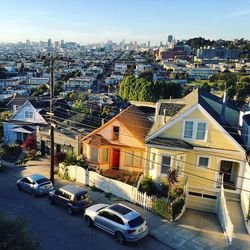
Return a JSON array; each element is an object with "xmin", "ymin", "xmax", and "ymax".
[
  {"xmin": 167, "ymin": 35, "xmax": 173, "ymax": 43},
  {"xmin": 48, "ymin": 38, "xmax": 52, "ymax": 48},
  {"xmin": 147, "ymin": 41, "xmax": 150, "ymax": 49}
]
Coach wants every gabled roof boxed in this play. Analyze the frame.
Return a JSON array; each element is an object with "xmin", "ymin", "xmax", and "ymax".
[
  {"xmin": 147, "ymin": 88, "xmax": 245, "ymax": 151},
  {"xmin": 82, "ymin": 105, "xmax": 153, "ymax": 144}
]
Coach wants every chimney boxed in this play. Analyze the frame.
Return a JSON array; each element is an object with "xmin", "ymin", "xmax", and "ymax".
[
  {"xmin": 163, "ymin": 109, "xmax": 167, "ymax": 123},
  {"xmin": 221, "ymin": 91, "xmax": 228, "ymax": 124}
]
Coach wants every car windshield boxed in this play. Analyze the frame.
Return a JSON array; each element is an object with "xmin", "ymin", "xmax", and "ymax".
[
  {"xmin": 128, "ymin": 216, "xmax": 144, "ymax": 228},
  {"xmin": 36, "ymin": 178, "xmax": 50, "ymax": 184},
  {"xmin": 76, "ymin": 192, "xmax": 88, "ymax": 201}
]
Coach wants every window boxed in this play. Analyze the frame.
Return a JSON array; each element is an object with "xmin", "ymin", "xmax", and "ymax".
[
  {"xmin": 128, "ymin": 216, "xmax": 144, "ymax": 227},
  {"xmin": 196, "ymin": 123, "xmax": 206, "ymax": 140},
  {"xmin": 22, "ymin": 178, "xmax": 31, "ymax": 184},
  {"xmin": 125, "ymin": 151, "xmax": 133, "ymax": 166},
  {"xmin": 113, "ymin": 126, "xmax": 120, "ymax": 140},
  {"xmin": 184, "ymin": 121, "xmax": 194, "ymax": 139},
  {"xmin": 183, "ymin": 120, "xmax": 207, "ymax": 141},
  {"xmin": 176, "ymin": 155, "xmax": 184, "ymax": 176},
  {"xmin": 161, "ymin": 156, "xmax": 171, "ymax": 174},
  {"xmin": 124, "ymin": 151, "xmax": 142, "ymax": 167},
  {"xmin": 197, "ymin": 156, "xmax": 210, "ymax": 168},
  {"xmin": 24, "ymin": 111, "xmax": 33, "ymax": 119},
  {"xmin": 111, "ymin": 214, "xmax": 124, "ymax": 225},
  {"xmin": 101, "ymin": 148, "xmax": 109, "ymax": 162},
  {"xmin": 91, "ymin": 147, "xmax": 98, "ymax": 162},
  {"xmin": 150, "ymin": 152, "xmax": 156, "ymax": 170},
  {"xmin": 134, "ymin": 151, "xmax": 142, "ymax": 167}
]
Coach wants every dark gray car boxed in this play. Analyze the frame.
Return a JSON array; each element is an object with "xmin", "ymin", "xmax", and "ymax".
[
  {"xmin": 17, "ymin": 174, "xmax": 54, "ymax": 197},
  {"xmin": 49, "ymin": 184, "xmax": 91, "ymax": 215}
]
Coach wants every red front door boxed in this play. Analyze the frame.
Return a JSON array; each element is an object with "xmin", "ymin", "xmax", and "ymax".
[{"xmin": 112, "ymin": 149, "xmax": 120, "ymax": 169}]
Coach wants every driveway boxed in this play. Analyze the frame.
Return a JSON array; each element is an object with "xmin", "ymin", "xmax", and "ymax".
[{"xmin": 0, "ymin": 159, "xmax": 168, "ymax": 250}]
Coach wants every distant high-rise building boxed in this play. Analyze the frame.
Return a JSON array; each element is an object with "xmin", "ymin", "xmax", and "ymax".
[
  {"xmin": 48, "ymin": 38, "xmax": 52, "ymax": 48},
  {"xmin": 61, "ymin": 40, "xmax": 65, "ymax": 47},
  {"xmin": 167, "ymin": 35, "xmax": 173, "ymax": 43},
  {"xmin": 147, "ymin": 41, "xmax": 150, "ymax": 49},
  {"xmin": 26, "ymin": 39, "xmax": 31, "ymax": 46},
  {"xmin": 160, "ymin": 41, "xmax": 164, "ymax": 47}
]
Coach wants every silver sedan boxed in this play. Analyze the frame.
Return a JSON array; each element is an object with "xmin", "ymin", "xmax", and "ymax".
[
  {"xmin": 84, "ymin": 203, "xmax": 148, "ymax": 245},
  {"xmin": 17, "ymin": 174, "xmax": 54, "ymax": 197}
]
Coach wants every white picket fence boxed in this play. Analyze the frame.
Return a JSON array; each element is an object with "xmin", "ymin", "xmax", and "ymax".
[
  {"xmin": 59, "ymin": 164, "xmax": 187, "ymax": 218},
  {"xmin": 217, "ymin": 185, "xmax": 234, "ymax": 244},
  {"xmin": 134, "ymin": 190, "xmax": 154, "ymax": 211}
]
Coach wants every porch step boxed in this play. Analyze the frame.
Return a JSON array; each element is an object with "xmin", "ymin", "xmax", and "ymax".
[{"xmin": 224, "ymin": 192, "xmax": 240, "ymax": 202}]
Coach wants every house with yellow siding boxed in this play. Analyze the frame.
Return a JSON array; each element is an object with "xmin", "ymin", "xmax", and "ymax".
[
  {"xmin": 145, "ymin": 89, "xmax": 247, "ymax": 213},
  {"xmin": 82, "ymin": 105, "xmax": 153, "ymax": 174}
]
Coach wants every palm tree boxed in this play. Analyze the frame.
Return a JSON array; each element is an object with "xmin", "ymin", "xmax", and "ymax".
[{"xmin": 167, "ymin": 169, "xmax": 179, "ymax": 201}]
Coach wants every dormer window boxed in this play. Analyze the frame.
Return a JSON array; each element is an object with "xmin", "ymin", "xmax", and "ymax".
[
  {"xmin": 183, "ymin": 120, "xmax": 207, "ymax": 141},
  {"xmin": 113, "ymin": 126, "xmax": 120, "ymax": 140},
  {"xmin": 25, "ymin": 111, "xmax": 33, "ymax": 119}
]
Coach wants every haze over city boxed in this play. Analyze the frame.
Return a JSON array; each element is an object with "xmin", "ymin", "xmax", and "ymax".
[{"xmin": 1, "ymin": 0, "xmax": 250, "ymax": 44}]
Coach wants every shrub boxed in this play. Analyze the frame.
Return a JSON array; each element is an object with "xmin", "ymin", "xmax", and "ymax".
[
  {"xmin": 152, "ymin": 198, "xmax": 172, "ymax": 221},
  {"xmin": 76, "ymin": 156, "xmax": 88, "ymax": 169},
  {"xmin": 64, "ymin": 153, "xmax": 77, "ymax": 166},
  {"xmin": 22, "ymin": 135, "xmax": 36, "ymax": 151},
  {"xmin": 169, "ymin": 185, "xmax": 184, "ymax": 202},
  {"xmin": 172, "ymin": 195, "xmax": 185, "ymax": 219},
  {"xmin": 54, "ymin": 151, "xmax": 67, "ymax": 166},
  {"xmin": 139, "ymin": 177, "xmax": 153, "ymax": 195}
]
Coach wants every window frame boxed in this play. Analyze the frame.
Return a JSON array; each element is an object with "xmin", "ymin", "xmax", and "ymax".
[
  {"xmin": 160, "ymin": 154, "xmax": 172, "ymax": 175},
  {"xmin": 113, "ymin": 126, "xmax": 120, "ymax": 141},
  {"xmin": 91, "ymin": 147, "xmax": 99, "ymax": 163},
  {"xmin": 196, "ymin": 155, "xmax": 211, "ymax": 169},
  {"xmin": 101, "ymin": 147, "xmax": 109, "ymax": 163},
  {"xmin": 182, "ymin": 119, "xmax": 208, "ymax": 142},
  {"xmin": 124, "ymin": 150, "xmax": 143, "ymax": 168}
]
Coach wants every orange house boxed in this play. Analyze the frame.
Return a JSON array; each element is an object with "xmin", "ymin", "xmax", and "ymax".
[{"xmin": 82, "ymin": 105, "xmax": 153, "ymax": 173}]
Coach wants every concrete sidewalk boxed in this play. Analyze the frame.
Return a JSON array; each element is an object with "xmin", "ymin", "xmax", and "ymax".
[
  {"xmin": 227, "ymin": 201, "xmax": 250, "ymax": 250},
  {"xmin": 2, "ymin": 158, "xmax": 230, "ymax": 249}
]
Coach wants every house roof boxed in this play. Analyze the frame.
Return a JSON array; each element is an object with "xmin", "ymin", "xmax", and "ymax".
[
  {"xmin": 82, "ymin": 105, "xmax": 153, "ymax": 144},
  {"xmin": 243, "ymin": 114, "xmax": 250, "ymax": 126},
  {"xmin": 147, "ymin": 137, "xmax": 193, "ymax": 150},
  {"xmin": 147, "ymin": 88, "xmax": 244, "ymax": 150},
  {"xmin": 84, "ymin": 134, "xmax": 113, "ymax": 147}
]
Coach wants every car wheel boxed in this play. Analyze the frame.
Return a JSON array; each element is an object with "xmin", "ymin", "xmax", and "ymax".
[
  {"xmin": 86, "ymin": 216, "xmax": 93, "ymax": 227},
  {"xmin": 17, "ymin": 184, "xmax": 22, "ymax": 191},
  {"xmin": 115, "ymin": 232, "xmax": 126, "ymax": 245},
  {"xmin": 32, "ymin": 190, "xmax": 37, "ymax": 197},
  {"xmin": 67, "ymin": 207, "xmax": 73, "ymax": 215}
]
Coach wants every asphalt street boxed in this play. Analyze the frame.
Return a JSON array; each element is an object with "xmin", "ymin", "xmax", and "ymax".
[{"xmin": 0, "ymin": 166, "xmax": 169, "ymax": 250}]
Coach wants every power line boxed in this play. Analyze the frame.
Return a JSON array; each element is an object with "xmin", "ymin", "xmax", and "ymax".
[{"xmin": 51, "ymin": 119, "xmax": 250, "ymax": 193}]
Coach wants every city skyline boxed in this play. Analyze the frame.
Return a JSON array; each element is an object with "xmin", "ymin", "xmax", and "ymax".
[{"xmin": 0, "ymin": 0, "xmax": 250, "ymax": 44}]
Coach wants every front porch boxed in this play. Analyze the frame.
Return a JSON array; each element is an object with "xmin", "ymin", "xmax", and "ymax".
[{"xmin": 216, "ymin": 160, "xmax": 240, "ymax": 191}]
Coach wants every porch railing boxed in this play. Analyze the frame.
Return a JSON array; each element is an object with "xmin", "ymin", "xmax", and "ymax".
[
  {"xmin": 216, "ymin": 174, "xmax": 223, "ymax": 188},
  {"xmin": 216, "ymin": 174, "xmax": 234, "ymax": 244}
]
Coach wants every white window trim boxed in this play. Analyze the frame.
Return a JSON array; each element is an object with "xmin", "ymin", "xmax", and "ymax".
[
  {"xmin": 149, "ymin": 150, "xmax": 157, "ymax": 170},
  {"xmin": 196, "ymin": 155, "xmax": 211, "ymax": 169},
  {"xmin": 175, "ymin": 154, "xmax": 185, "ymax": 177},
  {"xmin": 160, "ymin": 154, "xmax": 173, "ymax": 175},
  {"xmin": 182, "ymin": 119, "xmax": 208, "ymax": 142}
]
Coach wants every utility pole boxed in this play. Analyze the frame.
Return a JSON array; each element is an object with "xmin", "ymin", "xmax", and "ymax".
[{"xmin": 50, "ymin": 58, "xmax": 55, "ymax": 184}]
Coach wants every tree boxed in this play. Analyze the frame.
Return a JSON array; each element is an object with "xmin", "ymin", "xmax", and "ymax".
[
  {"xmin": 201, "ymin": 82, "xmax": 211, "ymax": 92},
  {"xmin": 0, "ymin": 213, "xmax": 41, "ymax": 250},
  {"xmin": 166, "ymin": 169, "xmax": 179, "ymax": 201},
  {"xmin": 54, "ymin": 151, "xmax": 67, "ymax": 166},
  {"xmin": 22, "ymin": 135, "xmax": 36, "ymax": 151},
  {"xmin": 235, "ymin": 82, "xmax": 249, "ymax": 106}
]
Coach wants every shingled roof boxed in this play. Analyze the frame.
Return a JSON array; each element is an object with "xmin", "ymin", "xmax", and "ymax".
[{"xmin": 82, "ymin": 105, "xmax": 153, "ymax": 144}]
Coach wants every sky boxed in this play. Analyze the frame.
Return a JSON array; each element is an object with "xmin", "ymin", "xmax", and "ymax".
[{"xmin": 0, "ymin": 0, "xmax": 250, "ymax": 44}]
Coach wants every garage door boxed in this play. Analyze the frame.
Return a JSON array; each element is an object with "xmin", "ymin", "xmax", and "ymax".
[{"xmin": 187, "ymin": 191, "xmax": 217, "ymax": 213}]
